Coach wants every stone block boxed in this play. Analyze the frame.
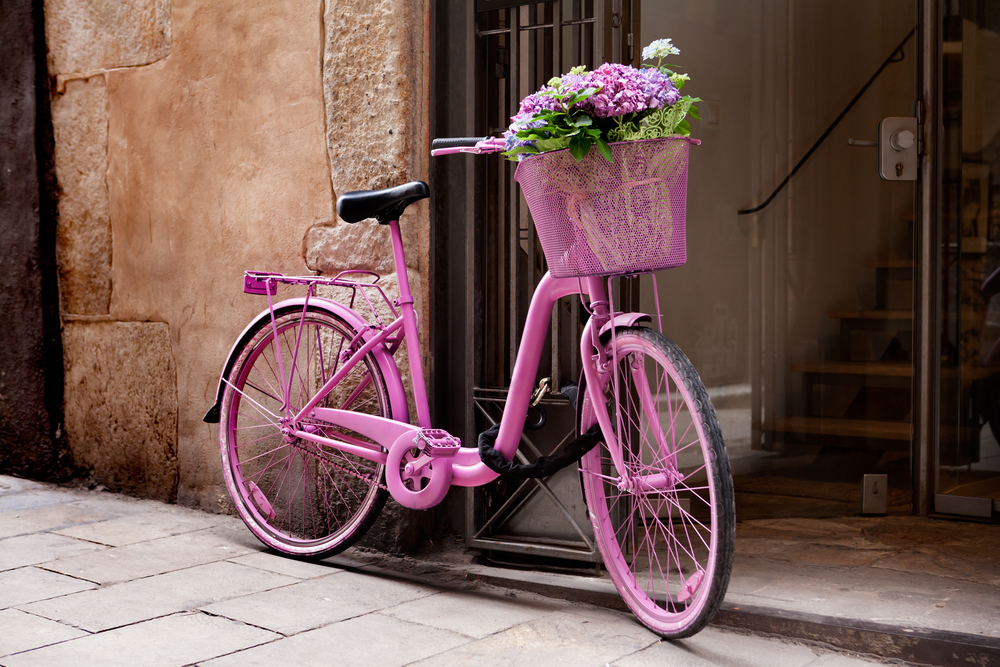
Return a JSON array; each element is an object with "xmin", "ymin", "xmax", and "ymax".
[
  {"xmin": 323, "ymin": 0, "xmax": 427, "ymax": 192},
  {"xmin": 0, "ymin": 495, "xmax": 133, "ymax": 539},
  {"xmin": 228, "ymin": 551, "xmax": 338, "ymax": 580},
  {"xmin": 382, "ymin": 587, "xmax": 563, "ymax": 639},
  {"xmin": 0, "ymin": 533, "xmax": 105, "ymax": 572},
  {"xmin": 0, "ymin": 566, "xmax": 97, "ymax": 608},
  {"xmin": 19, "ymin": 560, "xmax": 298, "ymax": 632},
  {"xmin": 43, "ymin": 523, "xmax": 257, "ymax": 584},
  {"xmin": 406, "ymin": 608, "xmax": 655, "ymax": 667},
  {"xmin": 62, "ymin": 321, "xmax": 179, "ymax": 501},
  {"xmin": 44, "ymin": 0, "xmax": 171, "ymax": 74},
  {"xmin": 51, "ymin": 76, "xmax": 111, "ymax": 315},
  {"xmin": 53, "ymin": 507, "xmax": 226, "ymax": 546},
  {"xmin": 0, "ymin": 611, "xmax": 279, "ymax": 667},
  {"xmin": 304, "ymin": 222, "xmax": 396, "ymax": 275},
  {"xmin": 200, "ymin": 569, "xmax": 437, "ymax": 635},
  {"xmin": 201, "ymin": 611, "xmax": 469, "ymax": 667},
  {"xmin": 0, "ymin": 609, "xmax": 88, "ymax": 659}
]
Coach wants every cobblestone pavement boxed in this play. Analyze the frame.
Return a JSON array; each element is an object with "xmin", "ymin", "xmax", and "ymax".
[{"xmin": 0, "ymin": 475, "xmax": 894, "ymax": 667}]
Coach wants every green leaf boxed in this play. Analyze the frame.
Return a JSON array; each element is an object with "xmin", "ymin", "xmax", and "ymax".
[
  {"xmin": 569, "ymin": 135, "xmax": 588, "ymax": 161},
  {"xmin": 535, "ymin": 137, "xmax": 571, "ymax": 152},
  {"xmin": 676, "ymin": 119, "xmax": 691, "ymax": 136},
  {"xmin": 687, "ymin": 104, "xmax": 700, "ymax": 120},
  {"xmin": 596, "ymin": 136, "xmax": 613, "ymax": 162},
  {"xmin": 503, "ymin": 146, "xmax": 539, "ymax": 156}
]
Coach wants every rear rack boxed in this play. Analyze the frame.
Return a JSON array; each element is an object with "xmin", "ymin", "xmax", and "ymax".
[{"xmin": 244, "ymin": 270, "xmax": 401, "ymax": 336}]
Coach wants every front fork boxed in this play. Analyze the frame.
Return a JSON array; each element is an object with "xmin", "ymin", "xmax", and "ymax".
[{"xmin": 580, "ymin": 277, "xmax": 677, "ymax": 492}]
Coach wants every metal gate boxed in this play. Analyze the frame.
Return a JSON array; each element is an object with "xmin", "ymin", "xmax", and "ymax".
[{"xmin": 463, "ymin": 0, "xmax": 638, "ymax": 562}]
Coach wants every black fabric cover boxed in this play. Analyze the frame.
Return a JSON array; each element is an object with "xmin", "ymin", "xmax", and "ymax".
[{"xmin": 478, "ymin": 423, "xmax": 602, "ymax": 479}]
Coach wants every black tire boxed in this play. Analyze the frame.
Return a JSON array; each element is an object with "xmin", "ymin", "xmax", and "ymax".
[
  {"xmin": 219, "ymin": 306, "xmax": 390, "ymax": 558},
  {"xmin": 579, "ymin": 327, "xmax": 735, "ymax": 638}
]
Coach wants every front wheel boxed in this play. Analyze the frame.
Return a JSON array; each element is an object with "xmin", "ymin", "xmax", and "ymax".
[
  {"xmin": 579, "ymin": 327, "xmax": 735, "ymax": 638},
  {"xmin": 219, "ymin": 306, "xmax": 391, "ymax": 558}
]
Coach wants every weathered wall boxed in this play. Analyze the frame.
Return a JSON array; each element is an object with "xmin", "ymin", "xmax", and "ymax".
[
  {"xmin": 309, "ymin": 0, "xmax": 432, "ymax": 549},
  {"xmin": 0, "ymin": 0, "xmax": 68, "ymax": 478},
  {"xmin": 47, "ymin": 0, "xmax": 433, "ymax": 544},
  {"xmin": 62, "ymin": 322, "xmax": 178, "ymax": 500}
]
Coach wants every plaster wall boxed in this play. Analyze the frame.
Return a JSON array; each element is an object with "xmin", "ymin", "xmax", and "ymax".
[{"xmin": 47, "ymin": 0, "xmax": 432, "ymax": 526}]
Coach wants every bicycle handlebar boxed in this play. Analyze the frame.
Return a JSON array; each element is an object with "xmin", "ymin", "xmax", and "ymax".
[
  {"xmin": 431, "ymin": 137, "xmax": 488, "ymax": 150},
  {"xmin": 431, "ymin": 136, "xmax": 506, "ymax": 157}
]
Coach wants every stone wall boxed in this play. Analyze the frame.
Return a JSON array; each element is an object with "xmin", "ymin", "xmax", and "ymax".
[{"xmin": 46, "ymin": 0, "xmax": 432, "ymax": 534}]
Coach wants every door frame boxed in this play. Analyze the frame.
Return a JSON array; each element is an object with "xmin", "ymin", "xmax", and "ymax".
[{"xmin": 913, "ymin": 0, "xmax": 939, "ymax": 515}]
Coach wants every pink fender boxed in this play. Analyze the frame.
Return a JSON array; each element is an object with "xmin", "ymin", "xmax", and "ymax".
[
  {"xmin": 598, "ymin": 312, "xmax": 651, "ymax": 337},
  {"xmin": 203, "ymin": 297, "xmax": 409, "ymax": 425}
]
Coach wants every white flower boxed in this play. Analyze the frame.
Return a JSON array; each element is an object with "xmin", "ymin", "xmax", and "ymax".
[
  {"xmin": 642, "ymin": 38, "xmax": 680, "ymax": 61},
  {"xmin": 669, "ymin": 72, "xmax": 690, "ymax": 86}
]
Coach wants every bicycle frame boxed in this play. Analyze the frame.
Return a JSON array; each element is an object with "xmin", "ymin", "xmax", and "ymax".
[{"xmin": 240, "ymin": 223, "xmax": 622, "ymax": 480}]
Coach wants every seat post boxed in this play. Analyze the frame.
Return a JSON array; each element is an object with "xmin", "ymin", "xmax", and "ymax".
[{"xmin": 388, "ymin": 218, "xmax": 432, "ymax": 428}]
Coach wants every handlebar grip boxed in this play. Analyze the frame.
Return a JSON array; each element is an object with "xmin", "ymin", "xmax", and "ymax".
[{"xmin": 431, "ymin": 136, "xmax": 490, "ymax": 150}]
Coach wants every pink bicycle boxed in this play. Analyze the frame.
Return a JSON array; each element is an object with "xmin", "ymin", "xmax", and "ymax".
[{"xmin": 205, "ymin": 136, "xmax": 735, "ymax": 638}]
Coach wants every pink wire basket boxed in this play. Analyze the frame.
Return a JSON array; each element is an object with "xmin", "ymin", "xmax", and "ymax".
[{"xmin": 514, "ymin": 137, "xmax": 695, "ymax": 278}]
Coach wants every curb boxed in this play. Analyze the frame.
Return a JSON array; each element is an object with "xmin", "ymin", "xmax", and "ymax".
[{"xmin": 467, "ymin": 568, "xmax": 1000, "ymax": 667}]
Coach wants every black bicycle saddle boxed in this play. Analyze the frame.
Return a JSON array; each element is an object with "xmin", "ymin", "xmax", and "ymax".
[{"xmin": 336, "ymin": 181, "xmax": 430, "ymax": 224}]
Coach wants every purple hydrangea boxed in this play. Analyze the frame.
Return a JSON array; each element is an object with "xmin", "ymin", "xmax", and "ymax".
[
  {"xmin": 504, "ymin": 48, "xmax": 689, "ymax": 160},
  {"xmin": 503, "ymin": 118, "xmax": 546, "ymax": 153},
  {"xmin": 638, "ymin": 67, "xmax": 681, "ymax": 109},
  {"xmin": 508, "ymin": 62, "xmax": 680, "ymax": 130},
  {"xmin": 578, "ymin": 63, "xmax": 679, "ymax": 118}
]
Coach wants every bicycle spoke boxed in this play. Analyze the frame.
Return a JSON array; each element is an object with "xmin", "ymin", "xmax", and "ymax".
[
  {"xmin": 580, "ymin": 328, "xmax": 733, "ymax": 638},
  {"xmin": 221, "ymin": 308, "xmax": 391, "ymax": 557}
]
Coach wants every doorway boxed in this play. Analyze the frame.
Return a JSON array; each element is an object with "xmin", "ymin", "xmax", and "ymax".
[
  {"xmin": 934, "ymin": 0, "xmax": 1000, "ymax": 521},
  {"xmin": 641, "ymin": 1, "xmax": 920, "ymax": 519}
]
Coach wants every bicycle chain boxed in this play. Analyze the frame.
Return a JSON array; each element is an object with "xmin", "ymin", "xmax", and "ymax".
[{"xmin": 287, "ymin": 434, "xmax": 392, "ymax": 493}]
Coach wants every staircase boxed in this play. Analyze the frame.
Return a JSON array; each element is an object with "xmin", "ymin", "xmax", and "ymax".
[{"xmin": 764, "ymin": 260, "xmax": 916, "ymax": 452}]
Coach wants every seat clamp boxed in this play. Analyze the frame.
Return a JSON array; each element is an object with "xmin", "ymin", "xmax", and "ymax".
[{"xmin": 395, "ymin": 296, "xmax": 415, "ymax": 306}]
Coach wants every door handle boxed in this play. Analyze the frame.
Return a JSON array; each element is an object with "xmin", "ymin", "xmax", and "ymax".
[{"xmin": 878, "ymin": 117, "xmax": 918, "ymax": 181}]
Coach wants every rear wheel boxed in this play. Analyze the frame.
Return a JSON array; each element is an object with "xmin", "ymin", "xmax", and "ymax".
[
  {"xmin": 219, "ymin": 306, "xmax": 391, "ymax": 558},
  {"xmin": 579, "ymin": 327, "xmax": 735, "ymax": 638}
]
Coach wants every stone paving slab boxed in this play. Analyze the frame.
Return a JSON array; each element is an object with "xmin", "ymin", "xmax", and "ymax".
[
  {"xmin": 52, "ymin": 508, "xmax": 227, "ymax": 547},
  {"xmin": 0, "ymin": 609, "xmax": 88, "ymax": 658},
  {"xmin": 406, "ymin": 606, "xmax": 658, "ymax": 667},
  {"xmin": 42, "ymin": 523, "xmax": 259, "ymax": 584},
  {"xmin": 0, "ymin": 566, "xmax": 97, "ymax": 608},
  {"xmin": 18, "ymin": 561, "xmax": 299, "ymax": 632},
  {"xmin": 611, "ymin": 627, "xmax": 879, "ymax": 667},
  {"xmin": 0, "ymin": 532, "xmax": 106, "ymax": 572},
  {"xmin": 0, "ymin": 499, "xmax": 129, "ymax": 539},
  {"xmin": 201, "ymin": 610, "xmax": 473, "ymax": 667},
  {"xmin": 200, "ymin": 569, "xmax": 438, "ymax": 635},
  {"xmin": 0, "ymin": 475, "xmax": 966, "ymax": 666},
  {"xmin": 0, "ymin": 488, "xmax": 84, "ymax": 513},
  {"xmin": 726, "ymin": 554, "xmax": 1000, "ymax": 638},
  {"xmin": 227, "ymin": 551, "xmax": 340, "ymax": 579},
  {"xmin": 0, "ymin": 611, "xmax": 280, "ymax": 667},
  {"xmin": 381, "ymin": 587, "xmax": 565, "ymax": 640},
  {"xmin": 0, "ymin": 478, "xmax": 51, "ymax": 495}
]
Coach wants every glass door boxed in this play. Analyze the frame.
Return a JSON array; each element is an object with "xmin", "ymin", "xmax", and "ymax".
[
  {"xmin": 641, "ymin": 1, "xmax": 919, "ymax": 518},
  {"xmin": 935, "ymin": 0, "xmax": 1000, "ymax": 520}
]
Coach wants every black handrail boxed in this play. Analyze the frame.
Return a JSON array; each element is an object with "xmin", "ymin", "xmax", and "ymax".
[{"xmin": 737, "ymin": 27, "xmax": 916, "ymax": 216}]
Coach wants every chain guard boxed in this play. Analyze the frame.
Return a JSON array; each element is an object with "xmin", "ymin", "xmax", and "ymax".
[{"xmin": 385, "ymin": 430, "xmax": 453, "ymax": 509}]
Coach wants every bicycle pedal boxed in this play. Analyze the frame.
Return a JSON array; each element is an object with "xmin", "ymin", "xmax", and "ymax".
[{"xmin": 412, "ymin": 429, "xmax": 461, "ymax": 458}]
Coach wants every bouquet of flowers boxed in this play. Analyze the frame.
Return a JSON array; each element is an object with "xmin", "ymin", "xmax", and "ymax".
[{"xmin": 503, "ymin": 38, "xmax": 700, "ymax": 163}]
